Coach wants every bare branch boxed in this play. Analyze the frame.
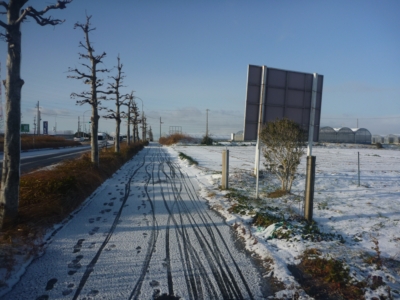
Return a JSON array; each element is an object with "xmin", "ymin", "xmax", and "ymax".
[
  {"xmin": 0, "ymin": 19, "xmax": 7, "ymax": 29},
  {"xmin": 0, "ymin": 2, "xmax": 8, "ymax": 10},
  {"xmin": 17, "ymin": 1, "xmax": 72, "ymax": 26}
]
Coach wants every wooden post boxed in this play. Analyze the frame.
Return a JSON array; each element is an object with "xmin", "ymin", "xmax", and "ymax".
[{"xmin": 222, "ymin": 150, "xmax": 229, "ymax": 190}]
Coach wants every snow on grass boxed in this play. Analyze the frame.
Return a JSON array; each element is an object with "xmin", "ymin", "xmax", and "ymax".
[{"xmin": 170, "ymin": 143, "xmax": 400, "ymax": 299}]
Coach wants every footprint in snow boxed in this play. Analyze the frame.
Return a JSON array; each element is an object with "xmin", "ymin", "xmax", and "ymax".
[
  {"xmin": 72, "ymin": 255, "xmax": 83, "ymax": 264},
  {"xmin": 88, "ymin": 289, "xmax": 99, "ymax": 297},
  {"xmin": 150, "ymin": 280, "xmax": 160, "ymax": 287},
  {"xmin": 62, "ymin": 289, "xmax": 73, "ymax": 296},
  {"xmin": 67, "ymin": 262, "xmax": 81, "ymax": 270},
  {"xmin": 89, "ymin": 227, "xmax": 100, "ymax": 235},
  {"xmin": 45, "ymin": 278, "xmax": 57, "ymax": 291},
  {"xmin": 73, "ymin": 239, "xmax": 85, "ymax": 253}
]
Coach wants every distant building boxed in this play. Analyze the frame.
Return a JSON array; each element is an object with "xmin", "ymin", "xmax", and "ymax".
[
  {"xmin": 319, "ymin": 127, "xmax": 371, "ymax": 144},
  {"xmin": 372, "ymin": 135, "xmax": 384, "ymax": 144},
  {"xmin": 384, "ymin": 134, "xmax": 400, "ymax": 144}
]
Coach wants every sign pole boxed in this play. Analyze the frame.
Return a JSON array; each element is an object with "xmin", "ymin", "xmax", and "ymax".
[
  {"xmin": 255, "ymin": 66, "xmax": 267, "ymax": 199},
  {"xmin": 304, "ymin": 73, "xmax": 318, "ymax": 221}
]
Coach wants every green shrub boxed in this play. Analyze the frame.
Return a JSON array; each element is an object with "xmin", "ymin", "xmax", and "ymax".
[{"xmin": 201, "ymin": 135, "xmax": 214, "ymax": 145}]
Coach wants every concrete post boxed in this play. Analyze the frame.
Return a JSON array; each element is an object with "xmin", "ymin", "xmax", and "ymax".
[
  {"xmin": 304, "ymin": 156, "xmax": 316, "ymax": 222},
  {"xmin": 222, "ymin": 150, "xmax": 229, "ymax": 190}
]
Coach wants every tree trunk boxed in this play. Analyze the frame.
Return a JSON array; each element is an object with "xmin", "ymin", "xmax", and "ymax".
[
  {"xmin": 127, "ymin": 109, "xmax": 131, "ymax": 145},
  {"xmin": 91, "ymin": 107, "xmax": 99, "ymax": 166},
  {"xmin": 0, "ymin": 13, "xmax": 23, "ymax": 227},
  {"xmin": 115, "ymin": 104, "xmax": 120, "ymax": 153}
]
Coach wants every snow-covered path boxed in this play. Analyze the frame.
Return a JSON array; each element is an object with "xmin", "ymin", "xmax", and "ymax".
[{"xmin": 3, "ymin": 144, "xmax": 269, "ymax": 300}]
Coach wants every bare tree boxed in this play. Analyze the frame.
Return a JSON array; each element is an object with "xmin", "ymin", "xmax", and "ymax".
[
  {"xmin": 122, "ymin": 91, "xmax": 134, "ymax": 145},
  {"xmin": 68, "ymin": 15, "xmax": 109, "ymax": 166},
  {"xmin": 142, "ymin": 113, "xmax": 147, "ymax": 141},
  {"xmin": 260, "ymin": 118, "xmax": 306, "ymax": 193},
  {"xmin": 122, "ymin": 93, "xmax": 141, "ymax": 144},
  {"xmin": 0, "ymin": 0, "xmax": 72, "ymax": 228},
  {"xmin": 148, "ymin": 126, "xmax": 153, "ymax": 142},
  {"xmin": 102, "ymin": 55, "xmax": 127, "ymax": 153}
]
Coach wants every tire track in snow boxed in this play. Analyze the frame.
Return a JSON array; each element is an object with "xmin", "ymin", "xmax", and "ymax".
[
  {"xmin": 175, "ymin": 162, "xmax": 255, "ymax": 299},
  {"xmin": 167, "ymin": 158, "xmax": 255, "ymax": 299},
  {"xmin": 129, "ymin": 152, "xmax": 160, "ymax": 299}
]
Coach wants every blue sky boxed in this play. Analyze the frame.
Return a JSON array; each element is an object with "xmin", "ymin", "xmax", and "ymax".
[{"xmin": 1, "ymin": 0, "xmax": 399, "ymax": 138}]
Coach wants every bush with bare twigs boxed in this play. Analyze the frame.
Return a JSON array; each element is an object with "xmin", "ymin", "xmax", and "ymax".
[{"xmin": 159, "ymin": 133, "xmax": 193, "ymax": 146}]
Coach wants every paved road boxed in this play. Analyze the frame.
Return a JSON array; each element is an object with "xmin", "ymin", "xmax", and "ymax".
[
  {"xmin": 3, "ymin": 144, "xmax": 271, "ymax": 299},
  {"xmin": 0, "ymin": 146, "xmax": 91, "ymax": 177}
]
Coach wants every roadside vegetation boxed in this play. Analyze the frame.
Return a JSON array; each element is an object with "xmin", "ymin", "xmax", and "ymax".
[
  {"xmin": 159, "ymin": 133, "xmax": 193, "ymax": 146},
  {"xmin": 260, "ymin": 118, "xmax": 306, "ymax": 193},
  {"xmin": 201, "ymin": 135, "xmax": 214, "ymax": 145},
  {"xmin": 223, "ymin": 188, "xmax": 382, "ymax": 299},
  {"xmin": 178, "ymin": 152, "xmax": 198, "ymax": 166},
  {"xmin": 0, "ymin": 141, "xmax": 147, "ymax": 283},
  {"xmin": 0, "ymin": 135, "xmax": 81, "ymax": 152}
]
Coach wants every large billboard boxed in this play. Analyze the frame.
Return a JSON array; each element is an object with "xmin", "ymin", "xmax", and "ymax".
[{"xmin": 243, "ymin": 65, "xmax": 323, "ymax": 141}]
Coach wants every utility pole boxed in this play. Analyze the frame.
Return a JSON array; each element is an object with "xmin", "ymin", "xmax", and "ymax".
[
  {"xmin": 77, "ymin": 116, "xmax": 81, "ymax": 137},
  {"xmin": 206, "ymin": 109, "xmax": 209, "ymax": 138},
  {"xmin": 33, "ymin": 116, "xmax": 36, "ymax": 135},
  {"xmin": 159, "ymin": 117, "xmax": 163, "ymax": 140},
  {"xmin": 36, "ymin": 101, "xmax": 40, "ymax": 135}
]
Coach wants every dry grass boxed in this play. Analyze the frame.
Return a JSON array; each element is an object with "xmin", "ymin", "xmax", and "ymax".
[
  {"xmin": 288, "ymin": 248, "xmax": 367, "ymax": 300},
  {"xmin": 159, "ymin": 133, "xmax": 193, "ymax": 146},
  {"xmin": 0, "ymin": 141, "xmax": 147, "ymax": 280},
  {"xmin": 267, "ymin": 189, "xmax": 288, "ymax": 198},
  {"xmin": 0, "ymin": 135, "xmax": 80, "ymax": 152}
]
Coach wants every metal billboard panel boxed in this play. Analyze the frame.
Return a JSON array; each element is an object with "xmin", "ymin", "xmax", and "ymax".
[{"xmin": 243, "ymin": 65, "xmax": 323, "ymax": 141}]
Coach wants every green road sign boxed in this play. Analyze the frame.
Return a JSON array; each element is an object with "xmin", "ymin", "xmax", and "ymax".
[{"xmin": 21, "ymin": 124, "xmax": 30, "ymax": 133}]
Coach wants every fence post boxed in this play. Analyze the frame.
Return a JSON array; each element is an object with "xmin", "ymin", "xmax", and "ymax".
[
  {"xmin": 222, "ymin": 149, "xmax": 229, "ymax": 190},
  {"xmin": 304, "ymin": 156, "xmax": 316, "ymax": 222},
  {"xmin": 358, "ymin": 152, "xmax": 360, "ymax": 187}
]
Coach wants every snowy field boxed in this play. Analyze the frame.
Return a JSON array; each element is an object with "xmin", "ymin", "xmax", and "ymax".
[{"xmin": 171, "ymin": 142, "xmax": 400, "ymax": 299}]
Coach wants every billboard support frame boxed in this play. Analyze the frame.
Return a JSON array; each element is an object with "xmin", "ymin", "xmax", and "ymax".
[
  {"xmin": 255, "ymin": 66, "xmax": 267, "ymax": 199},
  {"xmin": 307, "ymin": 73, "xmax": 318, "ymax": 156}
]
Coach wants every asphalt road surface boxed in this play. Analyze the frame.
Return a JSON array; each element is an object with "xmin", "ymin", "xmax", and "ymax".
[
  {"xmin": 3, "ymin": 144, "xmax": 272, "ymax": 299},
  {"xmin": 0, "ymin": 146, "xmax": 90, "ymax": 177}
]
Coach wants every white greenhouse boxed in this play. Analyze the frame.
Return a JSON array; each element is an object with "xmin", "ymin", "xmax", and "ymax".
[
  {"xmin": 371, "ymin": 135, "xmax": 384, "ymax": 144},
  {"xmin": 319, "ymin": 127, "xmax": 372, "ymax": 144},
  {"xmin": 384, "ymin": 134, "xmax": 400, "ymax": 144}
]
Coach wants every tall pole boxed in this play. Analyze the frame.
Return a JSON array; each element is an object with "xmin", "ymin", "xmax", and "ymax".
[
  {"xmin": 36, "ymin": 101, "xmax": 40, "ymax": 135},
  {"xmin": 78, "ymin": 116, "xmax": 80, "ymax": 137},
  {"xmin": 304, "ymin": 73, "xmax": 318, "ymax": 222},
  {"xmin": 159, "ymin": 117, "xmax": 163, "ymax": 140},
  {"xmin": 206, "ymin": 109, "xmax": 209, "ymax": 138},
  {"xmin": 255, "ymin": 66, "xmax": 267, "ymax": 198}
]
